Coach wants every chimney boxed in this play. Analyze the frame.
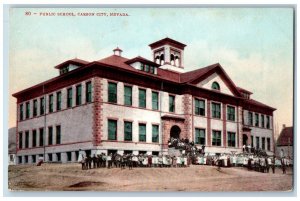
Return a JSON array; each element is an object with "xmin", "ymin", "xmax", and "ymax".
[{"xmin": 113, "ymin": 47, "xmax": 123, "ymax": 56}]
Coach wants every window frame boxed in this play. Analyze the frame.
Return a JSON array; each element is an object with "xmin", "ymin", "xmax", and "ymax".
[
  {"xmin": 124, "ymin": 85, "xmax": 132, "ymax": 106},
  {"xmin": 108, "ymin": 82, "xmax": 117, "ymax": 103},
  {"xmin": 212, "ymin": 130, "xmax": 222, "ymax": 146},
  {"xmin": 56, "ymin": 125, "xmax": 61, "ymax": 144},
  {"xmin": 39, "ymin": 128, "xmax": 44, "ymax": 147},
  {"xmin": 138, "ymin": 88, "xmax": 146, "ymax": 108},
  {"xmin": 195, "ymin": 98, "xmax": 205, "ymax": 116},
  {"xmin": 195, "ymin": 128, "xmax": 206, "ymax": 145},
  {"xmin": 152, "ymin": 91, "xmax": 159, "ymax": 110},
  {"xmin": 32, "ymin": 130, "xmax": 37, "ymax": 147},
  {"xmin": 139, "ymin": 123, "xmax": 146, "ymax": 142},
  {"xmin": 40, "ymin": 97, "xmax": 45, "ymax": 115},
  {"xmin": 124, "ymin": 121, "xmax": 132, "ymax": 141},
  {"xmin": 48, "ymin": 126, "xmax": 53, "ymax": 145},
  {"xmin": 108, "ymin": 119, "xmax": 117, "ymax": 141},
  {"xmin": 227, "ymin": 105, "xmax": 235, "ymax": 121},
  {"xmin": 25, "ymin": 102, "xmax": 30, "ymax": 119},
  {"xmin": 86, "ymin": 81, "xmax": 92, "ymax": 103},
  {"xmin": 248, "ymin": 111, "xmax": 253, "ymax": 126},
  {"xmin": 49, "ymin": 94, "xmax": 54, "ymax": 113},
  {"xmin": 212, "ymin": 82, "xmax": 220, "ymax": 90},
  {"xmin": 152, "ymin": 124, "xmax": 159, "ymax": 143},
  {"xmin": 227, "ymin": 132, "xmax": 236, "ymax": 147},
  {"xmin": 19, "ymin": 104, "xmax": 23, "ymax": 121},
  {"xmin": 211, "ymin": 102, "xmax": 221, "ymax": 119},
  {"xmin": 56, "ymin": 91, "xmax": 62, "ymax": 111},
  {"xmin": 76, "ymin": 84, "xmax": 82, "ymax": 106},
  {"xmin": 33, "ymin": 99, "xmax": 38, "ymax": 117},
  {"xmin": 169, "ymin": 95, "xmax": 175, "ymax": 112},
  {"xmin": 67, "ymin": 88, "xmax": 73, "ymax": 108}
]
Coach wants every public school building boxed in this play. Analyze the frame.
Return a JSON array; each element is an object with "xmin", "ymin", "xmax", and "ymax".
[{"xmin": 13, "ymin": 38, "xmax": 276, "ymax": 164}]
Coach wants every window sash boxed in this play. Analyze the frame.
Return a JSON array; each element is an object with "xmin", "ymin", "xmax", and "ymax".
[
  {"xmin": 40, "ymin": 98, "xmax": 45, "ymax": 115},
  {"xmin": 56, "ymin": 126, "xmax": 61, "ymax": 144},
  {"xmin": 56, "ymin": 92, "xmax": 61, "ymax": 110},
  {"xmin": 124, "ymin": 122, "xmax": 132, "ymax": 141},
  {"xmin": 19, "ymin": 133, "xmax": 22, "ymax": 149},
  {"xmin": 152, "ymin": 92, "xmax": 159, "ymax": 110},
  {"xmin": 67, "ymin": 88, "xmax": 73, "ymax": 108},
  {"xmin": 33, "ymin": 100, "xmax": 37, "ymax": 116},
  {"xmin": 261, "ymin": 115, "xmax": 265, "ymax": 127},
  {"xmin": 256, "ymin": 137, "xmax": 260, "ymax": 149},
  {"xmin": 26, "ymin": 102, "xmax": 30, "ymax": 118},
  {"xmin": 267, "ymin": 138, "xmax": 271, "ymax": 151},
  {"xmin": 255, "ymin": 113, "xmax": 259, "ymax": 126},
  {"xmin": 48, "ymin": 127, "xmax": 53, "ymax": 145},
  {"xmin": 227, "ymin": 132, "xmax": 236, "ymax": 147},
  {"xmin": 262, "ymin": 137, "xmax": 265, "ymax": 150},
  {"xmin": 227, "ymin": 106, "xmax": 235, "ymax": 121},
  {"xmin": 266, "ymin": 116, "xmax": 270, "ymax": 128},
  {"xmin": 108, "ymin": 83, "xmax": 117, "ymax": 103},
  {"xmin": 76, "ymin": 85, "xmax": 82, "ymax": 105},
  {"xmin": 195, "ymin": 129, "xmax": 205, "ymax": 145},
  {"xmin": 152, "ymin": 125, "xmax": 159, "ymax": 142},
  {"xmin": 139, "ymin": 89, "xmax": 146, "ymax": 108},
  {"xmin": 39, "ymin": 129, "xmax": 44, "ymax": 146},
  {"xmin": 25, "ymin": 132, "xmax": 29, "ymax": 148},
  {"xmin": 248, "ymin": 112, "xmax": 253, "ymax": 125},
  {"xmin": 20, "ymin": 104, "xmax": 23, "ymax": 120},
  {"xmin": 86, "ymin": 82, "xmax": 92, "ymax": 103},
  {"xmin": 32, "ymin": 130, "xmax": 36, "ymax": 147},
  {"xmin": 212, "ymin": 131, "xmax": 221, "ymax": 146},
  {"xmin": 139, "ymin": 124, "xmax": 146, "ymax": 142},
  {"xmin": 169, "ymin": 95, "xmax": 175, "ymax": 112},
  {"xmin": 195, "ymin": 99, "xmax": 205, "ymax": 116},
  {"xmin": 108, "ymin": 120, "xmax": 117, "ymax": 140},
  {"xmin": 212, "ymin": 103, "xmax": 221, "ymax": 118},
  {"xmin": 49, "ymin": 95, "xmax": 53, "ymax": 112},
  {"xmin": 124, "ymin": 86, "xmax": 132, "ymax": 106}
]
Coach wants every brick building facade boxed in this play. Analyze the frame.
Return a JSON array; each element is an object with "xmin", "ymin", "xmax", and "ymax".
[{"xmin": 13, "ymin": 38, "xmax": 276, "ymax": 164}]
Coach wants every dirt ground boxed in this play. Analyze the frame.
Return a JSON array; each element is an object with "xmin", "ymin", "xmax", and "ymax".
[{"xmin": 8, "ymin": 163, "xmax": 293, "ymax": 192}]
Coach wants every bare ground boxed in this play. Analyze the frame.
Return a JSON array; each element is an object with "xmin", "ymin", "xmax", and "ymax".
[{"xmin": 8, "ymin": 163, "xmax": 293, "ymax": 192}]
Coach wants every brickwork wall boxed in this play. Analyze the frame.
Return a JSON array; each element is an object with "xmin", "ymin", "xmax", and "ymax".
[{"xmin": 92, "ymin": 77, "xmax": 103, "ymax": 146}]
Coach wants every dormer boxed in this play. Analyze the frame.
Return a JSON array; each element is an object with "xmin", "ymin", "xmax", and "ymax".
[
  {"xmin": 125, "ymin": 56, "xmax": 160, "ymax": 74},
  {"xmin": 55, "ymin": 58, "xmax": 89, "ymax": 75},
  {"xmin": 149, "ymin": 37, "xmax": 186, "ymax": 73},
  {"xmin": 237, "ymin": 87, "xmax": 253, "ymax": 99}
]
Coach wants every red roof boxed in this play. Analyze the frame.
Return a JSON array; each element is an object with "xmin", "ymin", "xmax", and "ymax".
[
  {"xmin": 244, "ymin": 99, "xmax": 276, "ymax": 110},
  {"xmin": 149, "ymin": 37, "xmax": 187, "ymax": 50},
  {"xmin": 180, "ymin": 63, "xmax": 219, "ymax": 83},
  {"xmin": 277, "ymin": 127, "xmax": 293, "ymax": 146},
  {"xmin": 54, "ymin": 58, "xmax": 89, "ymax": 69}
]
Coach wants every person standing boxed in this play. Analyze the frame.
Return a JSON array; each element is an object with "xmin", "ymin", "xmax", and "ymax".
[{"xmin": 281, "ymin": 157, "xmax": 286, "ymax": 174}]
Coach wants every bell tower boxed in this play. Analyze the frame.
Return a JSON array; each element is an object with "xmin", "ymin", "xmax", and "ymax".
[{"xmin": 149, "ymin": 37, "xmax": 186, "ymax": 73}]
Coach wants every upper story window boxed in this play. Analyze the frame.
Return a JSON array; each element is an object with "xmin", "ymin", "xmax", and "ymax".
[
  {"xmin": 86, "ymin": 81, "xmax": 92, "ymax": 103},
  {"xmin": 152, "ymin": 125, "xmax": 159, "ymax": 143},
  {"xmin": 56, "ymin": 91, "xmax": 62, "ymax": 111},
  {"xmin": 152, "ymin": 91, "xmax": 159, "ymax": 110},
  {"xmin": 211, "ymin": 102, "xmax": 221, "ymax": 119},
  {"xmin": 33, "ymin": 100, "xmax": 38, "ymax": 117},
  {"xmin": 25, "ymin": 102, "xmax": 30, "ymax": 119},
  {"xmin": 124, "ymin": 86, "xmax": 132, "ymax": 106},
  {"xmin": 124, "ymin": 121, "xmax": 132, "ymax": 141},
  {"xmin": 40, "ymin": 97, "xmax": 45, "ymax": 115},
  {"xmin": 59, "ymin": 66, "xmax": 69, "ymax": 75},
  {"xmin": 255, "ymin": 113, "xmax": 259, "ymax": 127},
  {"xmin": 227, "ymin": 106, "xmax": 235, "ymax": 121},
  {"xmin": 19, "ymin": 104, "xmax": 23, "ymax": 121},
  {"xmin": 108, "ymin": 82, "xmax": 117, "ymax": 103},
  {"xmin": 195, "ymin": 99, "xmax": 205, "ymax": 116},
  {"xmin": 108, "ymin": 119, "xmax": 117, "ymax": 140},
  {"xmin": 195, "ymin": 128, "xmax": 205, "ymax": 145},
  {"xmin": 169, "ymin": 95, "xmax": 175, "ymax": 112},
  {"xmin": 140, "ymin": 63, "xmax": 156, "ymax": 74},
  {"xmin": 76, "ymin": 84, "xmax": 82, "ymax": 105},
  {"xmin": 49, "ymin": 94, "xmax": 54, "ymax": 113},
  {"xmin": 139, "ymin": 89, "xmax": 146, "ymax": 108},
  {"xmin": 261, "ymin": 114, "xmax": 265, "ymax": 128},
  {"xmin": 248, "ymin": 111, "xmax": 253, "ymax": 126},
  {"xmin": 212, "ymin": 82, "xmax": 220, "ymax": 90},
  {"xmin": 266, "ymin": 116, "xmax": 270, "ymax": 129},
  {"xmin": 67, "ymin": 88, "xmax": 73, "ymax": 108},
  {"xmin": 56, "ymin": 125, "xmax": 61, "ymax": 144}
]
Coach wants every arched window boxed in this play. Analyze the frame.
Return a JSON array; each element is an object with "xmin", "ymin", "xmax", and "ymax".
[{"xmin": 212, "ymin": 82, "xmax": 220, "ymax": 90}]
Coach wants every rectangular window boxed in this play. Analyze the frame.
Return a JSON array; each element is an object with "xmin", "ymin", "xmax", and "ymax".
[
  {"xmin": 48, "ymin": 127, "xmax": 53, "ymax": 145},
  {"xmin": 25, "ymin": 156, "xmax": 28, "ymax": 163},
  {"xmin": 150, "ymin": 66, "xmax": 155, "ymax": 74},
  {"xmin": 67, "ymin": 152, "xmax": 72, "ymax": 162},
  {"xmin": 212, "ymin": 130, "xmax": 221, "ymax": 146},
  {"xmin": 26, "ymin": 102, "xmax": 30, "ymax": 119},
  {"xmin": 145, "ymin": 64, "xmax": 150, "ymax": 72},
  {"xmin": 266, "ymin": 116, "xmax": 270, "ymax": 129},
  {"xmin": 261, "ymin": 114, "xmax": 265, "ymax": 128},
  {"xmin": 76, "ymin": 85, "xmax": 82, "ymax": 105},
  {"xmin": 227, "ymin": 132, "xmax": 236, "ymax": 147},
  {"xmin": 49, "ymin": 94, "xmax": 54, "ymax": 113},
  {"xmin": 248, "ymin": 112, "xmax": 253, "ymax": 126},
  {"xmin": 140, "ymin": 63, "xmax": 144, "ymax": 71},
  {"xmin": 32, "ymin": 155, "xmax": 36, "ymax": 163},
  {"xmin": 227, "ymin": 106, "xmax": 235, "ymax": 121},
  {"xmin": 169, "ymin": 95, "xmax": 175, "ymax": 112},
  {"xmin": 33, "ymin": 100, "xmax": 38, "ymax": 117},
  {"xmin": 18, "ymin": 132, "xmax": 22, "ymax": 149},
  {"xmin": 19, "ymin": 104, "xmax": 24, "ymax": 121},
  {"xmin": 152, "ymin": 125, "xmax": 159, "ymax": 143},
  {"xmin": 48, "ymin": 154, "xmax": 52, "ymax": 162},
  {"xmin": 108, "ymin": 82, "xmax": 117, "ymax": 103},
  {"xmin": 195, "ymin": 99, "xmax": 205, "ymax": 116},
  {"xmin": 39, "ymin": 128, "xmax": 44, "ymax": 146},
  {"xmin": 139, "ymin": 89, "xmax": 146, "ymax": 108},
  {"xmin": 56, "ymin": 125, "xmax": 61, "ymax": 144},
  {"xmin": 195, "ymin": 128, "xmax": 205, "ymax": 145},
  {"xmin": 255, "ymin": 113, "xmax": 259, "ymax": 127},
  {"xmin": 40, "ymin": 97, "xmax": 45, "ymax": 115},
  {"xmin": 251, "ymin": 135, "xmax": 254, "ymax": 147},
  {"xmin": 56, "ymin": 91, "xmax": 62, "ymax": 111},
  {"xmin": 212, "ymin": 103, "xmax": 221, "ymax": 118},
  {"xmin": 18, "ymin": 156, "xmax": 22, "ymax": 164},
  {"xmin": 86, "ymin": 81, "xmax": 92, "ymax": 103},
  {"xmin": 139, "ymin": 124, "xmax": 146, "ymax": 142},
  {"xmin": 152, "ymin": 92, "xmax": 159, "ymax": 110},
  {"xmin": 108, "ymin": 119, "xmax": 117, "ymax": 140},
  {"xmin": 256, "ymin": 136, "xmax": 260, "ymax": 149},
  {"xmin": 25, "ymin": 131, "xmax": 29, "ymax": 148},
  {"xmin": 124, "ymin": 121, "xmax": 132, "ymax": 141},
  {"xmin": 267, "ymin": 138, "xmax": 271, "ymax": 151},
  {"xmin": 124, "ymin": 86, "xmax": 132, "ymax": 106},
  {"xmin": 262, "ymin": 137, "xmax": 265, "ymax": 150},
  {"xmin": 32, "ymin": 130, "xmax": 36, "ymax": 147},
  {"xmin": 67, "ymin": 88, "xmax": 73, "ymax": 108},
  {"xmin": 56, "ymin": 153, "xmax": 61, "ymax": 162}
]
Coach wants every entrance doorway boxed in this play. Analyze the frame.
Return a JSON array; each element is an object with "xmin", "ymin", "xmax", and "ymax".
[
  {"xmin": 243, "ymin": 134, "xmax": 248, "ymax": 146},
  {"xmin": 170, "ymin": 125, "xmax": 181, "ymax": 139}
]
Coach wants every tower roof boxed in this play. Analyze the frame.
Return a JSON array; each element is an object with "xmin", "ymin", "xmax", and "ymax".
[{"xmin": 149, "ymin": 37, "xmax": 186, "ymax": 50}]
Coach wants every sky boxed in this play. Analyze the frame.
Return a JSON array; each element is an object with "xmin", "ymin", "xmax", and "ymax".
[{"xmin": 8, "ymin": 7, "xmax": 294, "ymax": 138}]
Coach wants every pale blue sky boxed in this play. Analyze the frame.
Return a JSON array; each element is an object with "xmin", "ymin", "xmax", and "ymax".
[{"xmin": 9, "ymin": 7, "xmax": 294, "ymax": 136}]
